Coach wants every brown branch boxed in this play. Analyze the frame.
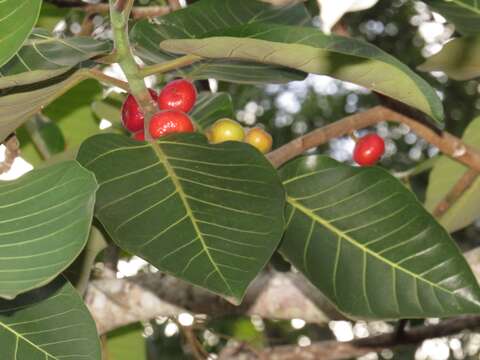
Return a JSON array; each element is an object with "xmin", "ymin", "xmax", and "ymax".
[
  {"xmin": 86, "ymin": 271, "xmax": 343, "ymax": 334},
  {"xmin": 433, "ymin": 169, "xmax": 479, "ymax": 218},
  {"xmin": 225, "ymin": 315, "xmax": 480, "ymax": 360},
  {"xmin": 0, "ymin": 135, "xmax": 20, "ymax": 175},
  {"xmin": 267, "ymin": 105, "xmax": 480, "ymax": 172}
]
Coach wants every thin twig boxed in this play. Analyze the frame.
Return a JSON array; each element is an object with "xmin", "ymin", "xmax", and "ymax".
[
  {"xmin": 173, "ymin": 318, "xmax": 207, "ymax": 360},
  {"xmin": 87, "ymin": 68, "xmax": 130, "ymax": 91},
  {"xmin": 267, "ymin": 105, "xmax": 480, "ymax": 172},
  {"xmin": 24, "ymin": 114, "xmax": 55, "ymax": 160},
  {"xmin": 433, "ymin": 169, "xmax": 479, "ymax": 218},
  {"xmin": 228, "ymin": 315, "xmax": 480, "ymax": 360}
]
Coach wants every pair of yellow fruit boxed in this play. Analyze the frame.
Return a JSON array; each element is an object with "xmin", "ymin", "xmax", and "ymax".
[{"xmin": 206, "ymin": 118, "xmax": 273, "ymax": 154}]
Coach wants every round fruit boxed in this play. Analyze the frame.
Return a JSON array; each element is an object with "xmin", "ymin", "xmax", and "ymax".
[
  {"xmin": 158, "ymin": 79, "xmax": 197, "ymax": 113},
  {"xmin": 132, "ymin": 131, "xmax": 145, "ymax": 141},
  {"xmin": 245, "ymin": 127, "xmax": 273, "ymax": 154},
  {"xmin": 121, "ymin": 89, "xmax": 158, "ymax": 133},
  {"xmin": 149, "ymin": 110, "xmax": 194, "ymax": 139},
  {"xmin": 209, "ymin": 118, "xmax": 245, "ymax": 144},
  {"xmin": 353, "ymin": 133, "xmax": 385, "ymax": 166}
]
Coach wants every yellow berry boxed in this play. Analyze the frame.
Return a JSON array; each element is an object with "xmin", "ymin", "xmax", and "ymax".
[
  {"xmin": 245, "ymin": 127, "xmax": 272, "ymax": 154},
  {"xmin": 209, "ymin": 118, "xmax": 245, "ymax": 144}
]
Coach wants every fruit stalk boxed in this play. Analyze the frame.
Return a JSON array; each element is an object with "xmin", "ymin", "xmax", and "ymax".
[{"xmin": 109, "ymin": 0, "xmax": 158, "ymax": 141}]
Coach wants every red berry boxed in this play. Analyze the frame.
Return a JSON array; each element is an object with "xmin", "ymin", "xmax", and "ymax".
[
  {"xmin": 121, "ymin": 89, "xmax": 158, "ymax": 133},
  {"xmin": 353, "ymin": 134, "xmax": 385, "ymax": 166},
  {"xmin": 149, "ymin": 110, "xmax": 194, "ymax": 139},
  {"xmin": 158, "ymin": 79, "xmax": 197, "ymax": 113},
  {"xmin": 132, "ymin": 131, "xmax": 145, "ymax": 141}
]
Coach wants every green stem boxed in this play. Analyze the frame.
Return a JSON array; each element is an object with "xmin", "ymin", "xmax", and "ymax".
[
  {"xmin": 109, "ymin": 0, "xmax": 157, "ymax": 140},
  {"xmin": 25, "ymin": 114, "xmax": 53, "ymax": 160},
  {"xmin": 138, "ymin": 54, "xmax": 202, "ymax": 78}
]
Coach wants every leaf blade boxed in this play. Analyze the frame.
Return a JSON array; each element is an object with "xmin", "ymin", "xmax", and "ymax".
[
  {"xmin": 0, "ymin": 277, "xmax": 101, "ymax": 359},
  {"xmin": 0, "ymin": 70, "xmax": 88, "ymax": 142},
  {"xmin": 0, "ymin": 161, "xmax": 97, "ymax": 299},
  {"xmin": 77, "ymin": 133, "xmax": 285, "ymax": 301},
  {"xmin": 161, "ymin": 23, "xmax": 444, "ymax": 125},
  {"xmin": 130, "ymin": 0, "xmax": 310, "ymax": 84},
  {"xmin": 0, "ymin": 0, "xmax": 42, "ymax": 67},
  {"xmin": 0, "ymin": 29, "xmax": 112, "ymax": 89},
  {"xmin": 280, "ymin": 155, "xmax": 480, "ymax": 319},
  {"xmin": 418, "ymin": 35, "xmax": 480, "ymax": 81}
]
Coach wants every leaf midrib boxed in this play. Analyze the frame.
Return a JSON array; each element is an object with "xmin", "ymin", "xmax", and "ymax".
[
  {"xmin": 0, "ymin": 320, "xmax": 55, "ymax": 359},
  {"xmin": 150, "ymin": 142, "xmax": 235, "ymax": 297},
  {"xmin": 287, "ymin": 196, "xmax": 474, "ymax": 305}
]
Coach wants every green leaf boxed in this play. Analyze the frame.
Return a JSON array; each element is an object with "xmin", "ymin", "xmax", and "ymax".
[
  {"xmin": 424, "ymin": 0, "xmax": 480, "ymax": 35},
  {"xmin": 0, "ymin": 161, "xmax": 97, "ymax": 299},
  {"xmin": 0, "ymin": 277, "xmax": 101, "ymax": 360},
  {"xmin": 0, "ymin": 29, "xmax": 111, "ymax": 89},
  {"xmin": 418, "ymin": 35, "xmax": 480, "ymax": 80},
  {"xmin": 77, "ymin": 133, "xmax": 285, "ymax": 302},
  {"xmin": 279, "ymin": 155, "xmax": 480, "ymax": 319},
  {"xmin": 425, "ymin": 116, "xmax": 480, "ymax": 233},
  {"xmin": 0, "ymin": 70, "xmax": 88, "ymax": 142},
  {"xmin": 0, "ymin": 0, "xmax": 42, "ymax": 67},
  {"xmin": 190, "ymin": 92, "xmax": 234, "ymax": 132},
  {"xmin": 161, "ymin": 23, "xmax": 444, "ymax": 125},
  {"xmin": 130, "ymin": 0, "xmax": 309, "ymax": 84},
  {"xmin": 107, "ymin": 323, "xmax": 146, "ymax": 360}
]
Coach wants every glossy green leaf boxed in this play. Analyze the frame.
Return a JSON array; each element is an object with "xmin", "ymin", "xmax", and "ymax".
[
  {"xmin": 190, "ymin": 92, "xmax": 234, "ymax": 132},
  {"xmin": 0, "ymin": 29, "xmax": 111, "ymax": 89},
  {"xmin": 0, "ymin": 0, "xmax": 42, "ymax": 67},
  {"xmin": 424, "ymin": 0, "xmax": 480, "ymax": 35},
  {"xmin": 425, "ymin": 116, "xmax": 480, "ymax": 233},
  {"xmin": 0, "ymin": 277, "xmax": 101, "ymax": 359},
  {"xmin": 280, "ymin": 155, "xmax": 480, "ymax": 319},
  {"xmin": 77, "ymin": 133, "xmax": 285, "ymax": 302},
  {"xmin": 0, "ymin": 70, "xmax": 88, "ymax": 142},
  {"xmin": 161, "ymin": 23, "xmax": 444, "ymax": 125},
  {"xmin": 130, "ymin": 0, "xmax": 309, "ymax": 84},
  {"xmin": 0, "ymin": 161, "xmax": 97, "ymax": 299},
  {"xmin": 418, "ymin": 35, "xmax": 480, "ymax": 80}
]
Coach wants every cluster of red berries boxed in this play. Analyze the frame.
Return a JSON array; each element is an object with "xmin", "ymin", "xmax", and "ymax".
[
  {"xmin": 121, "ymin": 79, "xmax": 384, "ymax": 162},
  {"xmin": 122, "ymin": 79, "xmax": 197, "ymax": 140},
  {"xmin": 353, "ymin": 133, "xmax": 385, "ymax": 166},
  {"xmin": 207, "ymin": 118, "xmax": 273, "ymax": 154}
]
